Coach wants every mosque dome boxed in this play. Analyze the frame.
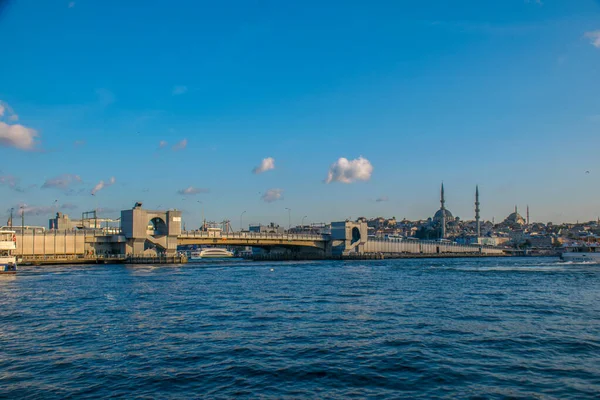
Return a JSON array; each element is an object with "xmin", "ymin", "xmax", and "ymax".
[
  {"xmin": 433, "ymin": 208, "xmax": 454, "ymax": 223},
  {"xmin": 432, "ymin": 182, "xmax": 455, "ymax": 224},
  {"xmin": 504, "ymin": 208, "xmax": 525, "ymax": 225}
]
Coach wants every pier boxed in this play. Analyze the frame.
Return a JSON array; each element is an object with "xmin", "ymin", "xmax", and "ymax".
[{"xmin": 17, "ymin": 254, "xmax": 187, "ymax": 266}]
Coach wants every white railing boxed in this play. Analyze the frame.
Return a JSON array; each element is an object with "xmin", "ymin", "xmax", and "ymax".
[
  {"xmin": 179, "ymin": 231, "xmax": 329, "ymax": 241},
  {"xmin": 41, "ymin": 228, "xmax": 123, "ymax": 236}
]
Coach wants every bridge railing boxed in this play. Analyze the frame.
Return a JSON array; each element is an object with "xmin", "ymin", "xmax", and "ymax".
[
  {"xmin": 179, "ymin": 231, "xmax": 329, "ymax": 241},
  {"xmin": 42, "ymin": 228, "xmax": 124, "ymax": 236}
]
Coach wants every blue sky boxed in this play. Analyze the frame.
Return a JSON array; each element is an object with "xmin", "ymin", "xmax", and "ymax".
[{"xmin": 1, "ymin": 0, "xmax": 599, "ymax": 228}]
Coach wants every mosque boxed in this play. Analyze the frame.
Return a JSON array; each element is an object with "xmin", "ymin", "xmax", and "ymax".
[
  {"xmin": 432, "ymin": 183, "xmax": 527, "ymax": 239},
  {"xmin": 432, "ymin": 183, "xmax": 456, "ymax": 238},
  {"xmin": 501, "ymin": 206, "xmax": 527, "ymax": 227}
]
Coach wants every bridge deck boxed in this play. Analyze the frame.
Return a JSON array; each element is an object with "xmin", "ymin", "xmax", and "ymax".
[{"xmin": 177, "ymin": 231, "xmax": 330, "ymax": 249}]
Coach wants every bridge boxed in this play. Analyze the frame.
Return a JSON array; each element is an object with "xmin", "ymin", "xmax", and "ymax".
[
  {"xmin": 10, "ymin": 204, "xmax": 507, "ymax": 263},
  {"xmin": 177, "ymin": 231, "xmax": 329, "ymax": 250}
]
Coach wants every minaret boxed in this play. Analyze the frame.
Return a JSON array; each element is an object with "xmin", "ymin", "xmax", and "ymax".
[
  {"xmin": 475, "ymin": 185, "xmax": 481, "ymax": 238},
  {"xmin": 440, "ymin": 182, "xmax": 446, "ymax": 239},
  {"xmin": 526, "ymin": 205, "xmax": 530, "ymax": 225}
]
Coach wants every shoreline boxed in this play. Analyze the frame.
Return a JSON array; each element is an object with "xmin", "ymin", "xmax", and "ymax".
[{"xmin": 12, "ymin": 253, "xmax": 563, "ymax": 266}]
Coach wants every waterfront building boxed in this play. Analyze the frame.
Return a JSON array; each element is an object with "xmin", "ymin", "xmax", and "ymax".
[
  {"xmin": 455, "ymin": 236, "xmax": 504, "ymax": 246},
  {"xmin": 249, "ymin": 223, "xmax": 284, "ymax": 234},
  {"xmin": 48, "ymin": 212, "xmax": 118, "ymax": 231}
]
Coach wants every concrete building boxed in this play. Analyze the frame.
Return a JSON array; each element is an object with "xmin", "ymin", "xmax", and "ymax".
[
  {"xmin": 331, "ymin": 220, "xmax": 368, "ymax": 256},
  {"xmin": 48, "ymin": 212, "xmax": 118, "ymax": 231},
  {"xmin": 120, "ymin": 202, "xmax": 181, "ymax": 256},
  {"xmin": 249, "ymin": 223, "xmax": 284, "ymax": 234}
]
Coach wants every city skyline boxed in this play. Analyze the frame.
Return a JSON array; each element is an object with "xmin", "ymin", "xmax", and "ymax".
[
  {"xmin": 4, "ymin": 182, "xmax": 598, "ymax": 230},
  {"xmin": 1, "ymin": 0, "xmax": 599, "ymax": 226}
]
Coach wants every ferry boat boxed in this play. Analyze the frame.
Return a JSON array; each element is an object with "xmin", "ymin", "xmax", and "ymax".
[
  {"xmin": 560, "ymin": 239, "xmax": 600, "ymax": 263},
  {"xmin": 0, "ymin": 230, "xmax": 17, "ymax": 274},
  {"xmin": 189, "ymin": 248, "xmax": 234, "ymax": 260}
]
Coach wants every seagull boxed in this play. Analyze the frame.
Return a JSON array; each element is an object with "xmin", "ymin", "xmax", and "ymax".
[{"xmin": 586, "ymin": 170, "xmax": 590, "ymax": 174}]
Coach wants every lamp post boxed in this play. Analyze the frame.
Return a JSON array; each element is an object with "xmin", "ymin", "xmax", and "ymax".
[
  {"xmin": 285, "ymin": 208, "xmax": 291, "ymax": 231},
  {"xmin": 302, "ymin": 215, "xmax": 308, "ymax": 233},
  {"xmin": 240, "ymin": 211, "xmax": 246, "ymax": 232},
  {"xmin": 197, "ymin": 201, "xmax": 204, "ymax": 230}
]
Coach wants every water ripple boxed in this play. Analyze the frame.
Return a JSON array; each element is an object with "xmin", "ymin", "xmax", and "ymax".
[{"xmin": 1, "ymin": 258, "xmax": 600, "ymax": 398}]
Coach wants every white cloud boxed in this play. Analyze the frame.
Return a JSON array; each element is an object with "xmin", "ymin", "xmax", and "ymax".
[
  {"xmin": 177, "ymin": 186, "xmax": 209, "ymax": 195},
  {"xmin": 0, "ymin": 100, "xmax": 19, "ymax": 121},
  {"xmin": 172, "ymin": 138, "xmax": 187, "ymax": 151},
  {"xmin": 0, "ymin": 121, "xmax": 38, "ymax": 150},
  {"xmin": 252, "ymin": 157, "xmax": 275, "ymax": 174},
  {"xmin": 584, "ymin": 31, "xmax": 600, "ymax": 48},
  {"xmin": 172, "ymin": 86, "xmax": 188, "ymax": 95},
  {"xmin": 42, "ymin": 174, "xmax": 82, "ymax": 191},
  {"xmin": 262, "ymin": 188, "xmax": 284, "ymax": 203},
  {"xmin": 158, "ymin": 140, "xmax": 168, "ymax": 149},
  {"xmin": 0, "ymin": 101, "xmax": 37, "ymax": 150},
  {"xmin": 376, "ymin": 196, "xmax": 389, "ymax": 202},
  {"xmin": 0, "ymin": 176, "xmax": 35, "ymax": 193},
  {"xmin": 91, "ymin": 176, "xmax": 116, "ymax": 195},
  {"xmin": 325, "ymin": 156, "xmax": 373, "ymax": 184},
  {"xmin": 0, "ymin": 175, "xmax": 20, "ymax": 191},
  {"xmin": 14, "ymin": 203, "xmax": 59, "ymax": 217},
  {"xmin": 61, "ymin": 203, "xmax": 78, "ymax": 210},
  {"xmin": 95, "ymin": 207, "xmax": 119, "ymax": 215}
]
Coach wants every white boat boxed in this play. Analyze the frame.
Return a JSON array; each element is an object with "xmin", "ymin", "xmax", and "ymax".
[
  {"xmin": 189, "ymin": 248, "xmax": 234, "ymax": 260},
  {"xmin": 560, "ymin": 242, "xmax": 600, "ymax": 263},
  {"xmin": 0, "ymin": 230, "xmax": 17, "ymax": 274}
]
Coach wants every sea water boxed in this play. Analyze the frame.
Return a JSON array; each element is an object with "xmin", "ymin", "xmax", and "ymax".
[{"xmin": 1, "ymin": 257, "xmax": 599, "ymax": 398}]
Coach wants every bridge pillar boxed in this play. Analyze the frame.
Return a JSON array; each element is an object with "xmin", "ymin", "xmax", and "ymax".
[
  {"xmin": 330, "ymin": 220, "xmax": 368, "ymax": 256},
  {"xmin": 121, "ymin": 203, "xmax": 182, "ymax": 256}
]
